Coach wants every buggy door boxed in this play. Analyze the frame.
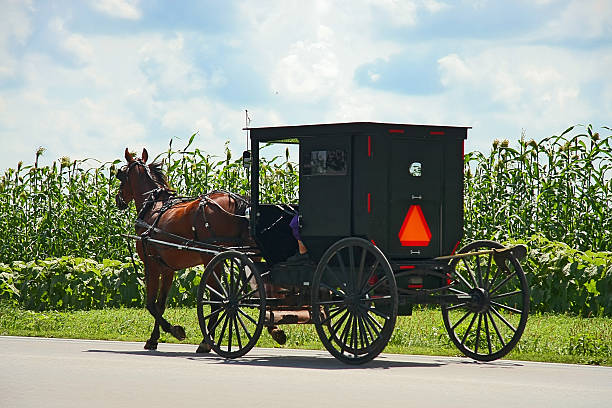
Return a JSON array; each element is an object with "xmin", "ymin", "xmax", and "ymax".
[
  {"xmin": 299, "ymin": 135, "xmax": 351, "ymax": 238},
  {"xmin": 388, "ymin": 137, "xmax": 442, "ymax": 258}
]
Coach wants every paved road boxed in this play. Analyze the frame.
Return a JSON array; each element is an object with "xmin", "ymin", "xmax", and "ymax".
[{"xmin": 1, "ymin": 336, "xmax": 611, "ymax": 408}]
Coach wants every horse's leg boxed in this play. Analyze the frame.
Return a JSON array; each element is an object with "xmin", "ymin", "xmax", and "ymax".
[
  {"xmin": 197, "ymin": 264, "xmax": 222, "ymax": 353},
  {"xmin": 158, "ymin": 268, "xmax": 186, "ymax": 341},
  {"xmin": 144, "ymin": 266, "xmax": 161, "ymax": 350}
]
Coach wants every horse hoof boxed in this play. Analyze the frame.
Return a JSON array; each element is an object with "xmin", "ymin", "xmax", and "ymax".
[
  {"xmin": 269, "ymin": 328, "xmax": 287, "ymax": 345},
  {"xmin": 144, "ymin": 340, "xmax": 158, "ymax": 350},
  {"xmin": 172, "ymin": 325, "xmax": 187, "ymax": 341},
  {"xmin": 196, "ymin": 343, "xmax": 212, "ymax": 353}
]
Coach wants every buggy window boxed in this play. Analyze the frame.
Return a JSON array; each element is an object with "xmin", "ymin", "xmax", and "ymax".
[{"xmin": 304, "ymin": 150, "xmax": 347, "ymax": 176}]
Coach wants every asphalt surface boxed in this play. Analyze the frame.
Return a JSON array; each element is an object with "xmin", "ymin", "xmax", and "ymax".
[{"xmin": 1, "ymin": 336, "xmax": 611, "ymax": 408}]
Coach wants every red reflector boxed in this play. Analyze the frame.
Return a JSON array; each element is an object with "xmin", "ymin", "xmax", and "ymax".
[
  {"xmin": 451, "ymin": 240, "xmax": 461, "ymax": 255},
  {"xmin": 368, "ymin": 136, "xmax": 372, "ymax": 157},
  {"xmin": 408, "ymin": 284, "xmax": 423, "ymax": 289},
  {"xmin": 399, "ymin": 265, "xmax": 415, "ymax": 270},
  {"xmin": 430, "ymin": 131, "xmax": 445, "ymax": 135},
  {"xmin": 371, "ymin": 240, "xmax": 377, "ymax": 246},
  {"xmin": 367, "ymin": 193, "xmax": 371, "ymax": 213},
  {"xmin": 398, "ymin": 205, "xmax": 432, "ymax": 246},
  {"xmin": 389, "ymin": 129, "xmax": 404, "ymax": 134}
]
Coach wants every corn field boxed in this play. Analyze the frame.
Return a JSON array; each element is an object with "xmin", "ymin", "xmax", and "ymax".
[
  {"xmin": 0, "ymin": 135, "xmax": 298, "ymax": 264},
  {"xmin": 0, "ymin": 125, "xmax": 609, "ymax": 265},
  {"xmin": 464, "ymin": 124, "xmax": 612, "ymax": 250}
]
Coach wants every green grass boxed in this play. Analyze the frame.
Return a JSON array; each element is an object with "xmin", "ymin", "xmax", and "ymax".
[{"xmin": 1, "ymin": 304, "xmax": 610, "ymax": 366}]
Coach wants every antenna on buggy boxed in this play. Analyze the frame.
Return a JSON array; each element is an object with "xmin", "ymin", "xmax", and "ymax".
[{"xmin": 242, "ymin": 109, "xmax": 252, "ymax": 169}]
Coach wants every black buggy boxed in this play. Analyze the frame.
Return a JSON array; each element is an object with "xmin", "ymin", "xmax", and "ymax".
[{"xmin": 195, "ymin": 122, "xmax": 529, "ymax": 364}]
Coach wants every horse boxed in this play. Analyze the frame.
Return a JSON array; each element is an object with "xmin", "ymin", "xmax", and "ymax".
[{"xmin": 115, "ymin": 148, "xmax": 286, "ymax": 352}]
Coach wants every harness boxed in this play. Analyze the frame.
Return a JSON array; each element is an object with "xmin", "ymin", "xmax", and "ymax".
[{"xmin": 119, "ymin": 159, "xmax": 253, "ymax": 269}]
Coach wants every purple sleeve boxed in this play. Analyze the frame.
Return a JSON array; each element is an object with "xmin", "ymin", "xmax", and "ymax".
[{"xmin": 289, "ymin": 214, "xmax": 301, "ymax": 241}]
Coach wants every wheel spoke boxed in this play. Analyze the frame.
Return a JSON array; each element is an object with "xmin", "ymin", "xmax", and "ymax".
[
  {"xmin": 236, "ymin": 269, "xmax": 254, "ymax": 296},
  {"xmin": 237, "ymin": 287, "xmax": 260, "ymax": 302},
  {"xmin": 228, "ymin": 312, "xmax": 233, "ymax": 353},
  {"xmin": 359, "ymin": 259, "xmax": 380, "ymax": 293},
  {"xmin": 229, "ymin": 259, "xmax": 235, "ymax": 295},
  {"xmin": 448, "ymin": 287, "xmax": 469, "ymax": 295},
  {"xmin": 476, "ymin": 253, "xmax": 483, "ymax": 287},
  {"xmin": 451, "ymin": 310, "xmax": 472, "ymax": 331},
  {"xmin": 317, "ymin": 299, "xmax": 347, "ymax": 306},
  {"xmin": 201, "ymin": 306, "xmax": 224, "ymax": 321},
  {"xmin": 209, "ymin": 309, "xmax": 227, "ymax": 332},
  {"xmin": 233, "ymin": 315, "xmax": 242, "ymax": 350},
  {"xmin": 321, "ymin": 305, "xmax": 347, "ymax": 326},
  {"xmin": 366, "ymin": 275, "xmax": 389, "ymax": 294},
  {"xmin": 490, "ymin": 301, "xmax": 523, "ymax": 314},
  {"xmin": 335, "ymin": 252, "xmax": 348, "ymax": 285},
  {"xmin": 199, "ymin": 300, "xmax": 224, "ymax": 305},
  {"xmin": 211, "ymin": 271, "xmax": 228, "ymax": 297},
  {"xmin": 453, "ymin": 269, "xmax": 473, "ymax": 290},
  {"xmin": 358, "ymin": 313, "xmax": 373, "ymax": 347},
  {"xmin": 366, "ymin": 305, "xmax": 391, "ymax": 320},
  {"xmin": 217, "ymin": 312, "xmax": 230, "ymax": 347},
  {"xmin": 460, "ymin": 313, "xmax": 478, "ymax": 346},
  {"xmin": 363, "ymin": 295, "xmax": 392, "ymax": 302},
  {"xmin": 484, "ymin": 252, "xmax": 493, "ymax": 284},
  {"xmin": 206, "ymin": 284, "xmax": 225, "ymax": 301},
  {"xmin": 487, "ymin": 310, "xmax": 506, "ymax": 347},
  {"xmin": 490, "ymin": 304, "xmax": 517, "ymax": 332},
  {"xmin": 357, "ymin": 314, "xmax": 370, "ymax": 349},
  {"xmin": 348, "ymin": 245, "xmax": 356, "ymax": 292},
  {"xmin": 486, "ymin": 263, "xmax": 503, "ymax": 292},
  {"xmin": 491, "ymin": 290, "xmax": 522, "ymax": 300},
  {"xmin": 489, "ymin": 273, "xmax": 517, "ymax": 296},
  {"xmin": 236, "ymin": 302, "xmax": 263, "ymax": 308},
  {"xmin": 363, "ymin": 309, "xmax": 383, "ymax": 332},
  {"xmin": 445, "ymin": 302, "xmax": 468, "ymax": 311},
  {"xmin": 237, "ymin": 307, "xmax": 258, "ymax": 325},
  {"xmin": 324, "ymin": 265, "xmax": 346, "ymax": 290},
  {"xmin": 462, "ymin": 258, "xmax": 479, "ymax": 288},
  {"xmin": 474, "ymin": 314, "xmax": 483, "ymax": 354},
  {"xmin": 356, "ymin": 248, "xmax": 367, "ymax": 296},
  {"xmin": 339, "ymin": 313, "xmax": 354, "ymax": 346},
  {"xmin": 329, "ymin": 310, "xmax": 350, "ymax": 338},
  {"xmin": 321, "ymin": 282, "xmax": 346, "ymax": 298},
  {"xmin": 484, "ymin": 313, "xmax": 492, "ymax": 354},
  {"xmin": 236, "ymin": 312, "xmax": 253, "ymax": 341}
]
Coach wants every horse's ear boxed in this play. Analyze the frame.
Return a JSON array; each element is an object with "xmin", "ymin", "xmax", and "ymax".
[
  {"xmin": 142, "ymin": 148, "xmax": 148, "ymax": 164},
  {"xmin": 125, "ymin": 148, "xmax": 133, "ymax": 163}
]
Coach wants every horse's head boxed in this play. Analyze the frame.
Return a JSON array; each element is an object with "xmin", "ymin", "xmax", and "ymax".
[{"xmin": 115, "ymin": 148, "xmax": 148, "ymax": 210}]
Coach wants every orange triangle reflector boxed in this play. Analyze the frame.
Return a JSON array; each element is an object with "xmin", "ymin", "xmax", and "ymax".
[{"xmin": 398, "ymin": 205, "xmax": 432, "ymax": 246}]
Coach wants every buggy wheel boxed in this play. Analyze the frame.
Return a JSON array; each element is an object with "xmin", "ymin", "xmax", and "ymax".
[
  {"xmin": 441, "ymin": 240, "xmax": 529, "ymax": 361},
  {"xmin": 197, "ymin": 251, "xmax": 266, "ymax": 359},
  {"xmin": 312, "ymin": 237, "xmax": 398, "ymax": 365}
]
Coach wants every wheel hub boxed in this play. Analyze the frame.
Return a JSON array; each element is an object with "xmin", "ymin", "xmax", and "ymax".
[{"xmin": 468, "ymin": 287, "xmax": 490, "ymax": 313}]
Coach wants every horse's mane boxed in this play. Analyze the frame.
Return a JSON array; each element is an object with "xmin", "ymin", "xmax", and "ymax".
[{"xmin": 148, "ymin": 161, "xmax": 173, "ymax": 191}]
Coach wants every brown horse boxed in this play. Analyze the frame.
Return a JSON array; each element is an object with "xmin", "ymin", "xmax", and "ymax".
[{"xmin": 115, "ymin": 148, "xmax": 285, "ymax": 352}]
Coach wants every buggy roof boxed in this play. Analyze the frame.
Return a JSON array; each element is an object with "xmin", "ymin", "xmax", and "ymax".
[{"xmin": 246, "ymin": 121, "xmax": 470, "ymax": 143}]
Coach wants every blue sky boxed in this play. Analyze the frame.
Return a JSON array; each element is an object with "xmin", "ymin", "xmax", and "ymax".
[{"xmin": 1, "ymin": 0, "xmax": 610, "ymax": 170}]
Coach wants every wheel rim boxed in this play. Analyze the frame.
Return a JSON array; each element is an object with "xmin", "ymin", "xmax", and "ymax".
[
  {"xmin": 197, "ymin": 252, "xmax": 265, "ymax": 358},
  {"xmin": 312, "ymin": 238, "xmax": 398, "ymax": 364},
  {"xmin": 442, "ymin": 240, "xmax": 529, "ymax": 361}
]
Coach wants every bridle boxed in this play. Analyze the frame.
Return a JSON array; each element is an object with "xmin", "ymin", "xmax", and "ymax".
[{"xmin": 116, "ymin": 159, "xmax": 173, "ymax": 213}]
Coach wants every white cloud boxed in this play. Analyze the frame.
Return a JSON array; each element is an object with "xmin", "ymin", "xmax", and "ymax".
[
  {"xmin": 0, "ymin": 0, "xmax": 33, "ymax": 80},
  {"xmin": 271, "ymin": 25, "xmax": 339, "ymax": 100},
  {"xmin": 49, "ymin": 18, "xmax": 94, "ymax": 64},
  {"xmin": 90, "ymin": 0, "xmax": 142, "ymax": 20},
  {"xmin": 539, "ymin": 0, "xmax": 612, "ymax": 40}
]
